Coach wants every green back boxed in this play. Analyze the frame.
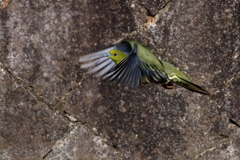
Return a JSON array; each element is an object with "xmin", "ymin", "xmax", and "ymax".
[
  {"xmin": 127, "ymin": 41, "xmax": 165, "ymax": 72},
  {"xmin": 162, "ymin": 61, "xmax": 191, "ymax": 82}
]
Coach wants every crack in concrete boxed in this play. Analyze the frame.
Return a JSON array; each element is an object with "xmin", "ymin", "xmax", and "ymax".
[
  {"xmin": 49, "ymin": 73, "xmax": 89, "ymax": 124},
  {"xmin": 36, "ymin": 72, "xmax": 117, "ymax": 159},
  {"xmin": 0, "ymin": 61, "xmax": 93, "ymax": 147},
  {"xmin": 112, "ymin": 0, "xmax": 173, "ymax": 44},
  {"xmin": 41, "ymin": 122, "xmax": 121, "ymax": 159},
  {"xmin": 41, "ymin": 122, "xmax": 77, "ymax": 159},
  {"xmin": 136, "ymin": 0, "xmax": 172, "ymax": 17},
  {"xmin": 42, "ymin": 149, "xmax": 53, "ymax": 159},
  {"xmin": 0, "ymin": 62, "xmax": 41, "ymax": 103},
  {"xmin": 111, "ymin": 0, "xmax": 173, "ymax": 47},
  {"xmin": 0, "ymin": 62, "xmax": 72, "ymax": 159},
  {"xmin": 63, "ymin": 110, "xmax": 78, "ymax": 122},
  {"xmin": 135, "ymin": 1, "xmax": 155, "ymax": 17},
  {"xmin": 0, "ymin": 61, "xmax": 88, "ymax": 124},
  {"xmin": 50, "ymin": 78, "xmax": 80, "ymax": 108},
  {"xmin": 136, "ymin": 0, "xmax": 172, "ymax": 26},
  {"xmin": 153, "ymin": 1, "xmax": 172, "ymax": 23},
  {"xmin": 229, "ymin": 118, "xmax": 240, "ymax": 128}
]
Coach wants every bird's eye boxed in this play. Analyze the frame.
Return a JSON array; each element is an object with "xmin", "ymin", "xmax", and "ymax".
[{"xmin": 114, "ymin": 53, "xmax": 117, "ymax": 56}]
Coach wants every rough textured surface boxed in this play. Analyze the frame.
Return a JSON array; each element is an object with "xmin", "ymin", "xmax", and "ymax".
[
  {"xmin": 0, "ymin": 0, "xmax": 239, "ymax": 159},
  {"xmin": 45, "ymin": 125, "xmax": 122, "ymax": 160},
  {"xmin": 0, "ymin": 66, "xmax": 70, "ymax": 160}
]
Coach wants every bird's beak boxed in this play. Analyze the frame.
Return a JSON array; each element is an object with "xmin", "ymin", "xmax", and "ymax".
[{"xmin": 104, "ymin": 53, "xmax": 111, "ymax": 57}]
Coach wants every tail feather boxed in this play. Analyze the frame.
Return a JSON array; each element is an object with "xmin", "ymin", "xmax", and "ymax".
[{"xmin": 176, "ymin": 77, "xmax": 210, "ymax": 95}]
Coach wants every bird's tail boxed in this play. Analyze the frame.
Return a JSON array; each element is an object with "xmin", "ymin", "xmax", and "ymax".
[{"xmin": 176, "ymin": 77, "xmax": 210, "ymax": 95}]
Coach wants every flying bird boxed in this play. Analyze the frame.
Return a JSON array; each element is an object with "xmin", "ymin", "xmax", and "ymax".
[{"xmin": 80, "ymin": 41, "xmax": 209, "ymax": 95}]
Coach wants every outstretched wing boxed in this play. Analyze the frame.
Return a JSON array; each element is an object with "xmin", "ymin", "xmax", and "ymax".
[
  {"xmin": 80, "ymin": 42, "xmax": 168, "ymax": 87},
  {"xmin": 104, "ymin": 43, "xmax": 169, "ymax": 87},
  {"xmin": 104, "ymin": 43, "xmax": 142, "ymax": 87},
  {"xmin": 130, "ymin": 41, "xmax": 169, "ymax": 84},
  {"xmin": 80, "ymin": 46, "xmax": 116, "ymax": 78}
]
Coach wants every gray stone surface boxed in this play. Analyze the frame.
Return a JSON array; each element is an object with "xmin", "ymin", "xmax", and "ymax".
[
  {"xmin": 44, "ymin": 125, "xmax": 122, "ymax": 160},
  {"xmin": 0, "ymin": 65, "xmax": 70, "ymax": 159},
  {"xmin": 0, "ymin": 0, "xmax": 239, "ymax": 159}
]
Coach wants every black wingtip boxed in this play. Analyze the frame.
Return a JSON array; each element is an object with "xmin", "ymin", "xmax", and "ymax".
[{"xmin": 106, "ymin": 42, "xmax": 142, "ymax": 88}]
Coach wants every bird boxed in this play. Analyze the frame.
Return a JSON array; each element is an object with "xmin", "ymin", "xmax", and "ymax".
[{"xmin": 79, "ymin": 40, "xmax": 209, "ymax": 95}]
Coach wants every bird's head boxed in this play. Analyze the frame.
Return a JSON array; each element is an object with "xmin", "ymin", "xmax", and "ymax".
[{"xmin": 104, "ymin": 49, "xmax": 127, "ymax": 64}]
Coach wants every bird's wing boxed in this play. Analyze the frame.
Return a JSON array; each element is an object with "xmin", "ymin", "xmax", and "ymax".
[
  {"xmin": 104, "ymin": 43, "xmax": 142, "ymax": 87},
  {"xmin": 80, "ymin": 46, "xmax": 116, "ymax": 77},
  {"xmin": 128, "ymin": 41, "xmax": 168, "ymax": 84},
  {"xmin": 161, "ymin": 61, "xmax": 191, "ymax": 82},
  {"xmin": 139, "ymin": 60, "xmax": 169, "ymax": 84},
  {"xmin": 104, "ymin": 43, "xmax": 169, "ymax": 87}
]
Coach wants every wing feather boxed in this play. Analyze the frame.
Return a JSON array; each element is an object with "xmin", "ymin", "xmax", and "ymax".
[
  {"xmin": 80, "ymin": 46, "xmax": 116, "ymax": 77},
  {"xmin": 81, "ymin": 57, "xmax": 109, "ymax": 69},
  {"xmin": 79, "ymin": 47, "xmax": 115, "ymax": 62},
  {"xmin": 95, "ymin": 62, "xmax": 116, "ymax": 77},
  {"xmin": 107, "ymin": 44, "xmax": 142, "ymax": 87},
  {"xmin": 88, "ymin": 59, "xmax": 112, "ymax": 74},
  {"xmin": 139, "ymin": 60, "xmax": 168, "ymax": 83}
]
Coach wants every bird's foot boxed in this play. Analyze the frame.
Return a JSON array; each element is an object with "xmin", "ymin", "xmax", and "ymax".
[{"xmin": 162, "ymin": 83, "xmax": 174, "ymax": 89}]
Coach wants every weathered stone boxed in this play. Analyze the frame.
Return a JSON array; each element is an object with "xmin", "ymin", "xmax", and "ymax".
[
  {"xmin": 0, "ymin": 67, "xmax": 69, "ymax": 159},
  {"xmin": 0, "ymin": 0, "xmax": 239, "ymax": 159},
  {"xmin": 44, "ymin": 125, "xmax": 122, "ymax": 160}
]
